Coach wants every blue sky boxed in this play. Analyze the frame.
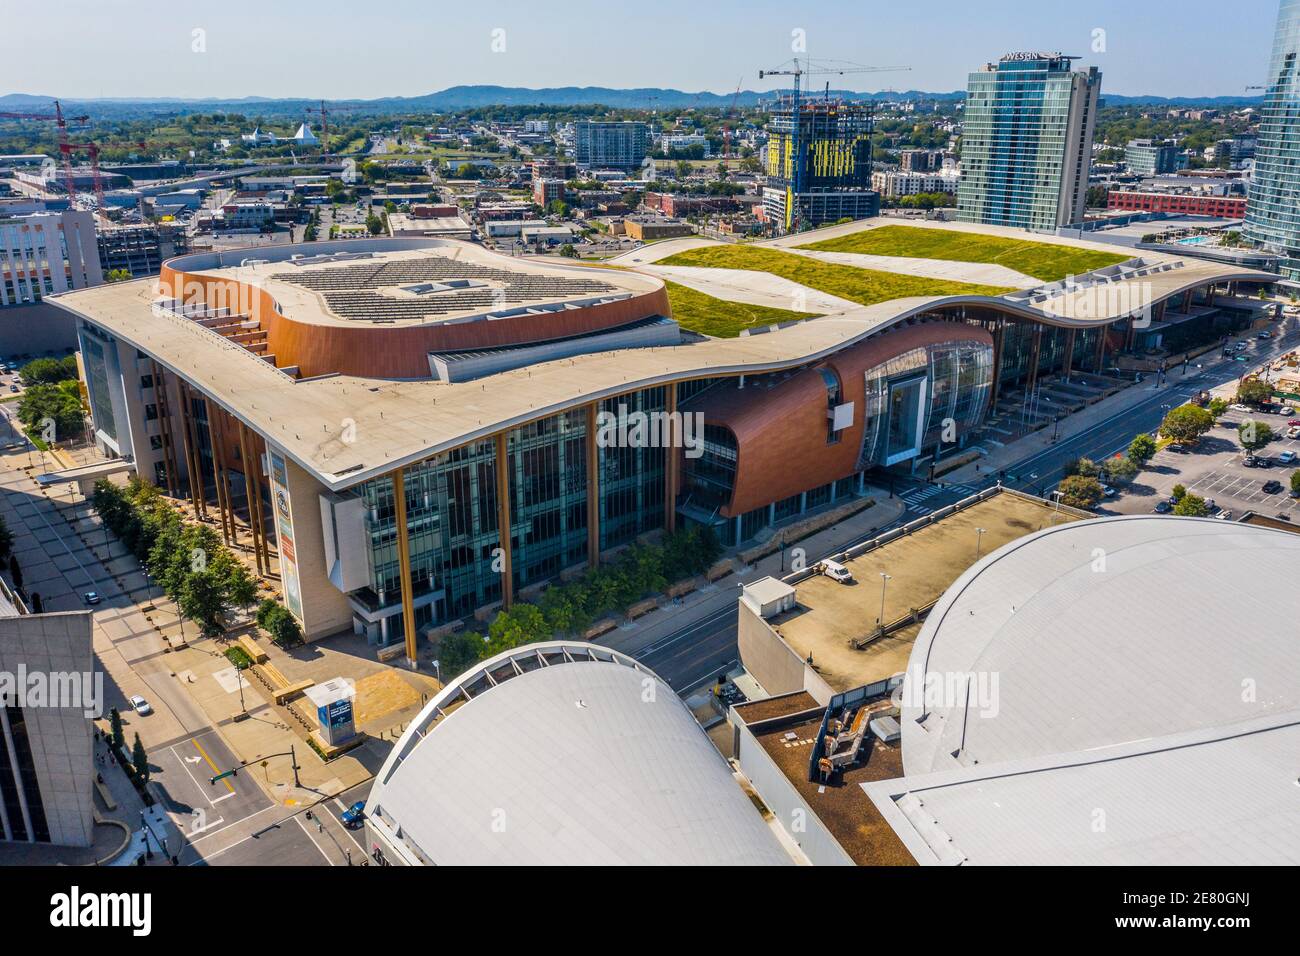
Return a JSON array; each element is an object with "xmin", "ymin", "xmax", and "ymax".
[{"xmin": 2, "ymin": 0, "xmax": 1280, "ymax": 100}]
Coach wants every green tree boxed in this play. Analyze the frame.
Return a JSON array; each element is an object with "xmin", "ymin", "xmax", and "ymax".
[
  {"xmin": 1207, "ymin": 397, "xmax": 1229, "ymax": 417},
  {"xmin": 1102, "ymin": 455, "xmax": 1139, "ymax": 484},
  {"xmin": 1238, "ymin": 419, "xmax": 1275, "ymax": 451},
  {"xmin": 267, "ymin": 606, "xmax": 302, "ymax": 646},
  {"xmin": 131, "ymin": 733, "xmax": 149, "ymax": 781},
  {"xmin": 548, "ymin": 199, "xmax": 568, "ymax": 218},
  {"xmin": 1064, "ymin": 457, "xmax": 1100, "ymax": 478},
  {"xmin": 1291, "ymin": 469, "xmax": 1300, "ymax": 495},
  {"xmin": 1126, "ymin": 432, "xmax": 1157, "ymax": 465},
  {"xmin": 17, "ymin": 380, "xmax": 87, "ymax": 442},
  {"xmin": 484, "ymin": 603, "xmax": 548, "ymax": 657},
  {"xmin": 18, "ymin": 355, "xmax": 78, "ymax": 387},
  {"xmin": 1236, "ymin": 379, "xmax": 1274, "ymax": 406},
  {"xmin": 365, "ymin": 212, "xmax": 385, "ymax": 236},
  {"xmin": 1173, "ymin": 493, "xmax": 1209, "ymax": 517},
  {"xmin": 105, "ymin": 268, "xmax": 133, "ymax": 283},
  {"xmin": 1160, "ymin": 404, "xmax": 1214, "ymax": 443},
  {"xmin": 110, "ymin": 708, "xmax": 125, "ymax": 753},
  {"xmin": 437, "ymin": 629, "xmax": 484, "ymax": 679},
  {"xmin": 1172, "ymin": 483, "xmax": 1187, "ymax": 501},
  {"xmin": 1058, "ymin": 475, "xmax": 1103, "ymax": 509}
]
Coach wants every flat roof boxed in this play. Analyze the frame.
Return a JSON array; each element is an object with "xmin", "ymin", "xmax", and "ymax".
[
  {"xmin": 868, "ymin": 516, "xmax": 1300, "ymax": 866},
  {"xmin": 767, "ymin": 491, "xmax": 1084, "ymax": 694},
  {"xmin": 53, "ymin": 225, "xmax": 1274, "ymax": 492},
  {"xmin": 746, "ymin": 702, "xmax": 915, "ymax": 865}
]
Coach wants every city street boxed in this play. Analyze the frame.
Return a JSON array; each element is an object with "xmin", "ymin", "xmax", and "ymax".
[{"xmin": 635, "ymin": 316, "xmax": 1300, "ymax": 697}]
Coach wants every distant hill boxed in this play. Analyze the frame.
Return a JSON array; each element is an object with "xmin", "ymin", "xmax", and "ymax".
[{"xmin": 0, "ymin": 86, "xmax": 1263, "ymax": 116}]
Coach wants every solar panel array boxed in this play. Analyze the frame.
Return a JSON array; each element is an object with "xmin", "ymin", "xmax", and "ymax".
[{"xmin": 268, "ymin": 256, "xmax": 618, "ymax": 322}]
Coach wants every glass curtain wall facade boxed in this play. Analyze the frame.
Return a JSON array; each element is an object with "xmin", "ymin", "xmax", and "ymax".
[
  {"xmin": 1245, "ymin": 0, "xmax": 1300, "ymax": 279},
  {"xmin": 958, "ymin": 54, "xmax": 1100, "ymax": 231},
  {"xmin": 597, "ymin": 387, "xmax": 666, "ymax": 550},
  {"xmin": 858, "ymin": 340, "xmax": 995, "ymax": 470},
  {"xmin": 352, "ymin": 387, "xmax": 668, "ymax": 636}
]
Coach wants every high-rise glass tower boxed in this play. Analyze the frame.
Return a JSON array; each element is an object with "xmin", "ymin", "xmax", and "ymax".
[
  {"xmin": 958, "ymin": 53, "xmax": 1101, "ymax": 232},
  {"xmin": 1244, "ymin": 0, "xmax": 1300, "ymax": 279}
]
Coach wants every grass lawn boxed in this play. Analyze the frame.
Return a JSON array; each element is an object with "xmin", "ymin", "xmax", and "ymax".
[
  {"xmin": 657, "ymin": 245, "xmax": 1014, "ymax": 308},
  {"xmin": 797, "ymin": 225, "xmax": 1130, "ymax": 283},
  {"xmin": 663, "ymin": 280, "xmax": 822, "ymax": 338}
]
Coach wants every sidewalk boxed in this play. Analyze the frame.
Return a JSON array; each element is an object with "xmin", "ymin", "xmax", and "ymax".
[
  {"xmin": 942, "ymin": 375, "xmax": 1189, "ymax": 487},
  {"xmin": 597, "ymin": 490, "xmax": 907, "ymax": 660}
]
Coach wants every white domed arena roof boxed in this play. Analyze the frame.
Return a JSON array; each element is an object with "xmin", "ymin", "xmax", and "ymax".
[
  {"xmin": 366, "ymin": 642, "xmax": 789, "ymax": 866},
  {"xmin": 863, "ymin": 516, "xmax": 1300, "ymax": 866}
]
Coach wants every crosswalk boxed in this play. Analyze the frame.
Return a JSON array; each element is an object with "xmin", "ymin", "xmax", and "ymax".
[{"xmin": 898, "ymin": 483, "xmax": 978, "ymax": 515}]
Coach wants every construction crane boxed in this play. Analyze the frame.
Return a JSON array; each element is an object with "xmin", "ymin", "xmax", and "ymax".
[
  {"xmin": 304, "ymin": 101, "xmax": 332, "ymax": 158},
  {"xmin": 0, "ymin": 100, "xmax": 90, "ymax": 199},
  {"xmin": 757, "ymin": 58, "xmax": 910, "ymax": 232},
  {"xmin": 58, "ymin": 142, "xmax": 105, "ymax": 211},
  {"xmin": 722, "ymin": 77, "xmax": 744, "ymax": 159}
]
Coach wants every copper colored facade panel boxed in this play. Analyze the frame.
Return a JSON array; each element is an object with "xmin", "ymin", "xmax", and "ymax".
[
  {"xmin": 685, "ymin": 321, "xmax": 993, "ymax": 517},
  {"xmin": 160, "ymin": 266, "xmax": 669, "ymax": 380}
]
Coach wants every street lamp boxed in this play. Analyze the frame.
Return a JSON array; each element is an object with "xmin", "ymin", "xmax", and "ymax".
[
  {"xmin": 1050, "ymin": 489, "xmax": 1064, "ymax": 514},
  {"xmin": 878, "ymin": 572, "xmax": 892, "ymax": 628},
  {"xmin": 975, "ymin": 527, "xmax": 987, "ymax": 559}
]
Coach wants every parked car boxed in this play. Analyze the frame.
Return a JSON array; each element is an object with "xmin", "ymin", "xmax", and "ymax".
[
  {"xmin": 820, "ymin": 559, "xmax": 853, "ymax": 584},
  {"xmin": 1101, "ymin": 484, "xmax": 1117, "ymax": 498},
  {"xmin": 340, "ymin": 801, "xmax": 366, "ymax": 828},
  {"xmin": 1279, "ymin": 451, "xmax": 1297, "ymax": 465},
  {"xmin": 1215, "ymin": 510, "xmax": 1234, "ymax": 521},
  {"xmin": 1154, "ymin": 500, "xmax": 1173, "ymax": 514},
  {"xmin": 129, "ymin": 694, "xmax": 152, "ymax": 716},
  {"xmin": 82, "ymin": 591, "xmax": 101, "ymax": 605},
  {"xmin": 1167, "ymin": 443, "xmax": 1186, "ymax": 453},
  {"xmin": 1262, "ymin": 480, "xmax": 1284, "ymax": 494}
]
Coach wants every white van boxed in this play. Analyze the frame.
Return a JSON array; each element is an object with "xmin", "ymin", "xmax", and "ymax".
[{"xmin": 820, "ymin": 559, "xmax": 853, "ymax": 584}]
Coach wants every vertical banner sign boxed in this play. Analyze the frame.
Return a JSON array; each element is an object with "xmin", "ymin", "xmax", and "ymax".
[{"xmin": 268, "ymin": 448, "xmax": 304, "ymax": 621}]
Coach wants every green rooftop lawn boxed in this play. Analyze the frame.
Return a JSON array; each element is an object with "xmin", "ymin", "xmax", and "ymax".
[
  {"xmin": 797, "ymin": 225, "xmax": 1130, "ymax": 283},
  {"xmin": 657, "ymin": 244, "xmax": 1014, "ymax": 308},
  {"xmin": 663, "ymin": 280, "xmax": 821, "ymax": 338}
]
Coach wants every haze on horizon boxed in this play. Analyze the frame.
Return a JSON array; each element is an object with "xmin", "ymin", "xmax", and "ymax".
[{"xmin": 2, "ymin": 0, "xmax": 1277, "ymax": 101}]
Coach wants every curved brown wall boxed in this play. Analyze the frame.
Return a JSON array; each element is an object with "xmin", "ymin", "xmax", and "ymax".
[
  {"xmin": 160, "ymin": 264, "xmax": 670, "ymax": 379},
  {"xmin": 688, "ymin": 321, "xmax": 994, "ymax": 516}
]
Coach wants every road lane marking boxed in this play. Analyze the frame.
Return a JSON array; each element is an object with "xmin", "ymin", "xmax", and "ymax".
[{"xmin": 191, "ymin": 737, "xmax": 236, "ymax": 794}]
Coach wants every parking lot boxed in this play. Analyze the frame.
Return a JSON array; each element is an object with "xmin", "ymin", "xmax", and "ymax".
[{"xmin": 1107, "ymin": 404, "xmax": 1300, "ymax": 522}]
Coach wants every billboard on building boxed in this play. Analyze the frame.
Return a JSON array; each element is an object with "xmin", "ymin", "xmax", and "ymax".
[{"xmin": 267, "ymin": 448, "xmax": 304, "ymax": 621}]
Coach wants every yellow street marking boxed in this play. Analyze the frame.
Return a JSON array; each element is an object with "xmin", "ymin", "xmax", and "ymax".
[{"xmin": 192, "ymin": 738, "xmax": 235, "ymax": 793}]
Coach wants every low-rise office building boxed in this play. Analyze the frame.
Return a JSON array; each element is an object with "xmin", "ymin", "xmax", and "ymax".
[{"xmin": 51, "ymin": 222, "xmax": 1273, "ymax": 661}]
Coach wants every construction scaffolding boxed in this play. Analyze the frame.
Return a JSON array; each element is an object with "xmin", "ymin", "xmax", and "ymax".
[{"xmin": 763, "ymin": 97, "xmax": 879, "ymax": 233}]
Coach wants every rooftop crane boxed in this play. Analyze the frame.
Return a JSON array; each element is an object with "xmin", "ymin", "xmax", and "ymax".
[{"xmin": 757, "ymin": 59, "xmax": 910, "ymax": 232}]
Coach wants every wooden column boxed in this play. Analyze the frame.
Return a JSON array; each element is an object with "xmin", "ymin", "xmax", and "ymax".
[
  {"xmin": 390, "ymin": 468, "xmax": 419, "ymax": 667},
  {"xmin": 1095, "ymin": 325, "xmax": 1108, "ymax": 371},
  {"xmin": 237, "ymin": 421, "xmax": 265, "ymax": 576},
  {"xmin": 176, "ymin": 381, "xmax": 205, "ymax": 518},
  {"xmin": 1062, "ymin": 328, "xmax": 1077, "ymax": 380},
  {"xmin": 210, "ymin": 407, "xmax": 236, "ymax": 546},
  {"xmin": 585, "ymin": 403, "xmax": 600, "ymax": 569},
  {"xmin": 664, "ymin": 383, "xmax": 678, "ymax": 534},
  {"xmin": 494, "ymin": 433, "xmax": 514, "ymax": 609}
]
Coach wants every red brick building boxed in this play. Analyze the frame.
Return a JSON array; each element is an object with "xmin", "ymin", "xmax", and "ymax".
[{"xmin": 1106, "ymin": 190, "xmax": 1246, "ymax": 219}]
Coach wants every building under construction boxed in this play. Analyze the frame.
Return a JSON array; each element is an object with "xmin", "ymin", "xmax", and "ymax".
[{"xmin": 763, "ymin": 98, "xmax": 879, "ymax": 233}]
